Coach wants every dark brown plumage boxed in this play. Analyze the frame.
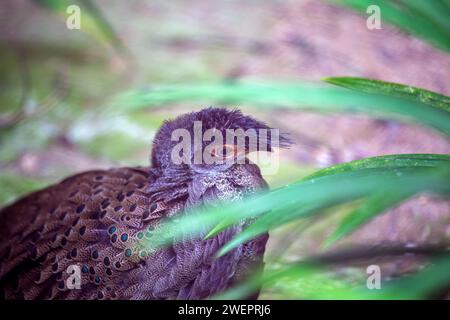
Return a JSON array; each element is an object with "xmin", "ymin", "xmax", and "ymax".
[{"xmin": 0, "ymin": 107, "xmax": 291, "ymax": 300}]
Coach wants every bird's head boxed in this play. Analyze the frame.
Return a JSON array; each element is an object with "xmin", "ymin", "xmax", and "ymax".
[{"xmin": 151, "ymin": 107, "xmax": 292, "ymax": 175}]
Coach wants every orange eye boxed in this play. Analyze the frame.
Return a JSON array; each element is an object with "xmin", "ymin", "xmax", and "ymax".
[{"xmin": 210, "ymin": 145, "xmax": 236, "ymax": 158}]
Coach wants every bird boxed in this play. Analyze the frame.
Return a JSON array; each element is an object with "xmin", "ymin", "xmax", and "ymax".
[{"xmin": 0, "ymin": 107, "xmax": 291, "ymax": 300}]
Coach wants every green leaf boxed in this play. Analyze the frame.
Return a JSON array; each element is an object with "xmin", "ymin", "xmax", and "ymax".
[
  {"xmin": 330, "ymin": 0, "xmax": 450, "ymax": 53},
  {"xmin": 304, "ymin": 154, "xmax": 450, "ymax": 180},
  {"xmin": 217, "ymin": 252, "xmax": 450, "ymax": 300},
  {"xmin": 360, "ymin": 254, "xmax": 450, "ymax": 299},
  {"xmin": 112, "ymin": 82, "xmax": 450, "ymax": 137},
  {"xmin": 143, "ymin": 156, "xmax": 450, "ymax": 257},
  {"xmin": 33, "ymin": 0, "xmax": 127, "ymax": 54},
  {"xmin": 204, "ymin": 218, "xmax": 235, "ymax": 240},
  {"xmin": 215, "ymin": 157, "xmax": 450, "ymax": 257},
  {"xmin": 215, "ymin": 202, "xmax": 327, "ymax": 257},
  {"xmin": 399, "ymin": 0, "xmax": 450, "ymax": 35},
  {"xmin": 324, "ymin": 189, "xmax": 414, "ymax": 247},
  {"xmin": 324, "ymin": 77, "xmax": 450, "ymax": 113}
]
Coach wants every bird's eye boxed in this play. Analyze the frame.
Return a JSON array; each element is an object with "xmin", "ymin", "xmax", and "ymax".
[{"xmin": 210, "ymin": 145, "xmax": 236, "ymax": 158}]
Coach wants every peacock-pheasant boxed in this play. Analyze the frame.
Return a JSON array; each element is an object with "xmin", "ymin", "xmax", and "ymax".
[{"xmin": 0, "ymin": 108, "xmax": 291, "ymax": 299}]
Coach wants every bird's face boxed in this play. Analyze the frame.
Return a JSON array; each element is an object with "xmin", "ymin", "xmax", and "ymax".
[{"xmin": 151, "ymin": 108, "xmax": 291, "ymax": 177}]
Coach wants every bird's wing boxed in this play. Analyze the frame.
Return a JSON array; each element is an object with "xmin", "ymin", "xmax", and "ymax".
[
  {"xmin": 0, "ymin": 167, "xmax": 159, "ymax": 299},
  {"xmin": 0, "ymin": 165, "xmax": 268, "ymax": 300}
]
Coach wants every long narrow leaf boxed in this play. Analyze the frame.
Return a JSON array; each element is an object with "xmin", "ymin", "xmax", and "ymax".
[
  {"xmin": 33, "ymin": 0, "xmax": 127, "ymax": 54},
  {"xmin": 113, "ymin": 82, "xmax": 450, "ymax": 137},
  {"xmin": 216, "ymin": 164, "xmax": 450, "ymax": 257},
  {"xmin": 324, "ymin": 77, "xmax": 450, "ymax": 112},
  {"xmin": 304, "ymin": 154, "xmax": 450, "ymax": 180},
  {"xmin": 330, "ymin": 0, "xmax": 450, "ymax": 52},
  {"xmin": 324, "ymin": 189, "xmax": 414, "ymax": 247},
  {"xmin": 143, "ymin": 159, "xmax": 450, "ymax": 257},
  {"xmin": 216, "ymin": 248, "xmax": 450, "ymax": 299},
  {"xmin": 205, "ymin": 154, "xmax": 450, "ymax": 240}
]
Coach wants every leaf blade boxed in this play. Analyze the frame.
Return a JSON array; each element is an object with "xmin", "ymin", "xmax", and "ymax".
[{"xmin": 324, "ymin": 77, "xmax": 450, "ymax": 112}]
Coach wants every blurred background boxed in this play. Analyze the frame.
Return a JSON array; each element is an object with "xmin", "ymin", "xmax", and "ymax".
[{"xmin": 1, "ymin": 0, "xmax": 450, "ymax": 298}]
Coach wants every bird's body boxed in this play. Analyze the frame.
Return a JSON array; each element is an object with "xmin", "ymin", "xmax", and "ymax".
[{"xmin": 0, "ymin": 108, "xmax": 288, "ymax": 299}]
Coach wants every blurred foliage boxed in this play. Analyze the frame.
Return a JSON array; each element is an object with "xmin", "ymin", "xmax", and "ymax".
[
  {"xmin": 217, "ymin": 247, "xmax": 450, "ymax": 299},
  {"xmin": 331, "ymin": 0, "xmax": 450, "ymax": 53},
  {"xmin": 147, "ymin": 153, "xmax": 450, "ymax": 299},
  {"xmin": 143, "ymin": 82, "xmax": 450, "ymax": 299},
  {"xmin": 0, "ymin": 173, "xmax": 49, "ymax": 205},
  {"xmin": 324, "ymin": 77, "xmax": 450, "ymax": 112},
  {"xmin": 149, "ymin": 154, "xmax": 450, "ymax": 253},
  {"xmin": 112, "ymin": 81, "xmax": 450, "ymax": 136},
  {"xmin": 1, "ymin": 0, "xmax": 450, "ymax": 300},
  {"xmin": 33, "ymin": 0, "xmax": 127, "ymax": 54}
]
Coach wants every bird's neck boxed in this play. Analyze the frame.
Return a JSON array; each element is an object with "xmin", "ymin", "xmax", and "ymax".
[{"xmin": 147, "ymin": 166, "xmax": 192, "ymax": 205}]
